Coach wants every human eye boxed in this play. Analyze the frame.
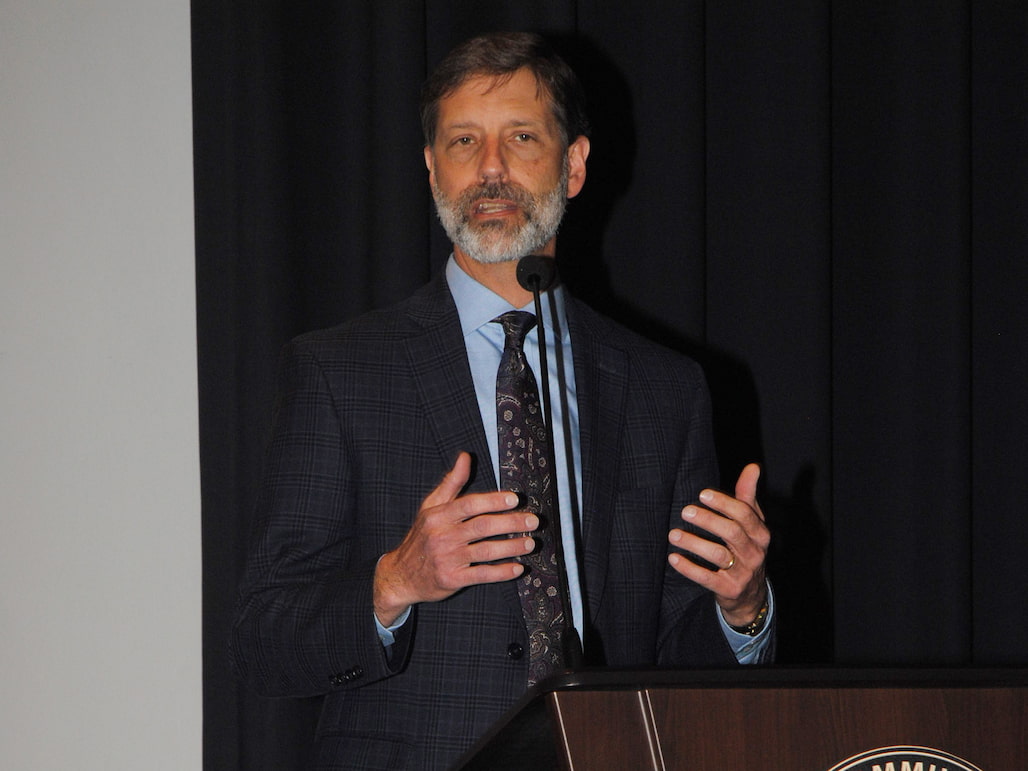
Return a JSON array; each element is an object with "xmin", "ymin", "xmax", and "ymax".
[{"xmin": 444, "ymin": 135, "xmax": 476, "ymax": 158}]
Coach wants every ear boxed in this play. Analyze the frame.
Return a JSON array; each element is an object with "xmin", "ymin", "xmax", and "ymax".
[
  {"xmin": 424, "ymin": 145, "xmax": 436, "ymax": 186},
  {"xmin": 565, "ymin": 135, "xmax": 590, "ymax": 199}
]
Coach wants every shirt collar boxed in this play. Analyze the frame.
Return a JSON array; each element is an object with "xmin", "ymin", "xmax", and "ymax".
[{"xmin": 445, "ymin": 255, "xmax": 569, "ymax": 341}]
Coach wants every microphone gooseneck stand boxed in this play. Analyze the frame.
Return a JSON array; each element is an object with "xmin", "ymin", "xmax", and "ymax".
[{"xmin": 515, "ymin": 255, "xmax": 583, "ymax": 672}]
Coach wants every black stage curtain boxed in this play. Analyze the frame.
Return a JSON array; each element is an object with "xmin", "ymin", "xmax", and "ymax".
[{"xmin": 192, "ymin": 2, "xmax": 1028, "ymax": 768}]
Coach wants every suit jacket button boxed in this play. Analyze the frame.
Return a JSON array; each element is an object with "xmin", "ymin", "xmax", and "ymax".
[{"xmin": 507, "ymin": 643, "xmax": 524, "ymax": 660}]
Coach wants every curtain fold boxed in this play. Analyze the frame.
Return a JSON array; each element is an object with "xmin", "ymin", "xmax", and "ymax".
[{"xmin": 831, "ymin": 2, "xmax": 974, "ymax": 663}]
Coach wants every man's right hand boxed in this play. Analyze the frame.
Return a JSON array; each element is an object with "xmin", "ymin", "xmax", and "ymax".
[{"xmin": 372, "ymin": 451, "xmax": 537, "ymax": 626}]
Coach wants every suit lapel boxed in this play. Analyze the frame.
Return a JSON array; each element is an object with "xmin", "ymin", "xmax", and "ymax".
[
  {"xmin": 402, "ymin": 274, "xmax": 497, "ymax": 492},
  {"xmin": 402, "ymin": 274, "xmax": 521, "ymax": 617},
  {"xmin": 567, "ymin": 301, "xmax": 628, "ymax": 627}
]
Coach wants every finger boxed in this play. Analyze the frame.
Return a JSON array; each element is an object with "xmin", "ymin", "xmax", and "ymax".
[
  {"xmin": 451, "ymin": 490, "xmax": 522, "ymax": 522},
  {"xmin": 422, "ymin": 452, "xmax": 472, "ymax": 510},
  {"xmin": 465, "ymin": 512, "xmax": 539, "ymax": 541},
  {"xmin": 668, "ymin": 527, "xmax": 735, "ymax": 570},
  {"xmin": 668, "ymin": 545, "xmax": 757, "ymax": 596},
  {"xmin": 734, "ymin": 463, "xmax": 761, "ymax": 509},
  {"xmin": 668, "ymin": 551, "xmax": 732, "ymax": 591},
  {"xmin": 681, "ymin": 504, "xmax": 748, "ymax": 547},
  {"xmin": 460, "ymin": 561, "xmax": 527, "ymax": 586},
  {"xmin": 682, "ymin": 506, "xmax": 770, "ymax": 561},
  {"xmin": 467, "ymin": 533, "xmax": 536, "ymax": 565},
  {"xmin": 698, "ymin": 480, "xmax": 765, "ymax": 526}
]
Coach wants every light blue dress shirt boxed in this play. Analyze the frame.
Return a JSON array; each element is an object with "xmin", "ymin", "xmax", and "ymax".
[
  {"xmin": 378, "ymin": 257, "xmax": 772, "ymax": 663},
  {"xmin": 445, "ymin": 257, "xmax": 586, "ymax": 641}
]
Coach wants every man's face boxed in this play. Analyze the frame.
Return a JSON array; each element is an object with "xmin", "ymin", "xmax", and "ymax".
[{"xmin": 425, "ymin": 68, "xmax": 588, "ymax": 265}]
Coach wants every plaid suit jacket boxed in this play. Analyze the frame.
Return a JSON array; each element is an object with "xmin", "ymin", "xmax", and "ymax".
[{"xmin": 231, "ymin": 272, "xmax": 741, "ymax": 769}]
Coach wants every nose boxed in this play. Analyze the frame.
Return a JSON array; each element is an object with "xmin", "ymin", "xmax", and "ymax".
[{"xmin": 477, "ymin": 137, "xmax": 508, "ymax": 183}]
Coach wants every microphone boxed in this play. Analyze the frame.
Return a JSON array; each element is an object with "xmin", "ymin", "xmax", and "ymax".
[
  {"xmin": 516, "ymin": 254, "xmax": 558, "ymax": 293},
  {"xmin": 516, "ymin": 255, "xmax": 583, "ymax": 672}
]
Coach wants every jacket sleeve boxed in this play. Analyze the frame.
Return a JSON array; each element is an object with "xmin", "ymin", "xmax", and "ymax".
[{"xmin": 229, "ymin": 341, "xmax": 412, "ymax": 698}]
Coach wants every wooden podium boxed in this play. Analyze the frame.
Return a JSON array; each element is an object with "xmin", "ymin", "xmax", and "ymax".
[{"xmin": 453, "ymin": 668, "xmax": 1027, "ymax": 770}]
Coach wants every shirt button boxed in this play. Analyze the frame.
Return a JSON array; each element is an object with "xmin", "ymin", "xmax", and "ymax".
[{"xmin": 507, "ymin": 643, "xmax": 524, "ymax": 660}]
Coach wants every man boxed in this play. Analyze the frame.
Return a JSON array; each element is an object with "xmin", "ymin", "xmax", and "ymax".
[{"xmin": 231, "ymin": 32, "xmax": 773, "ymax": 770}]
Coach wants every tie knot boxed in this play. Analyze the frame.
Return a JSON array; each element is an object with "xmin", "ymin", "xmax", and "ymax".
[{"xmin": 494, "ymin": 311, "xmax": 536, "ymax": 349}]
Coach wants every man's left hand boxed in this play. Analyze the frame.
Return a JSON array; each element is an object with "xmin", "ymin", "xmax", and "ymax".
[{"xmin": 667, "ymin": 463, "xmax": 769, "ymax": 627}]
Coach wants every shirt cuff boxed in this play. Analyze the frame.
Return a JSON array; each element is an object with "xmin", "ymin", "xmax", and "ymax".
[
  {"xmin": 718, "ymin": 581, "xmax": 775, "ymax": 664},
  {"xmin": 375, "ymin": 605, "xmax": 412, "ymax": 648}
]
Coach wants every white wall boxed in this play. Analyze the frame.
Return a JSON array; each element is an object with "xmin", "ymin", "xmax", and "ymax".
[{"xmin": 1, "ymin": 1, "xmax": 200, "ymax": 768}]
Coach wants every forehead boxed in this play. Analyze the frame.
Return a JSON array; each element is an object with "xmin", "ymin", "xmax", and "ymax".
[{"xmin": 436, "ymin": 68, "xmax": 556, "ymax": 129}]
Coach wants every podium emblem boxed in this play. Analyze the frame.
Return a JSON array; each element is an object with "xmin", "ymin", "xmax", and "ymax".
[{"xmin": 829, "ymin": 745, "xmax": 983, "ymax": 771}]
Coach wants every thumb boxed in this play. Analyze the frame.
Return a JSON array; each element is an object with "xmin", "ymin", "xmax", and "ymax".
[
  {"xmin": 734, "ymin": 463, "xmax": 761, "ymax": 508},
  {"xmin": 423, "ymin": 451, "xmax": 472, "ymax": 509}
]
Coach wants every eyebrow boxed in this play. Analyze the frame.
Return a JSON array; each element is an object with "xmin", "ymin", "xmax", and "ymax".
[{"xmin": 441, "ymin": 118, "xmax": 548, "ymax": 133}]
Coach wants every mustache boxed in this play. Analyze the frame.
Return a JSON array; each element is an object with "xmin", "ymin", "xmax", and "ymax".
[{"xmin": 455, "ymin": 182, "xmax": 534, "ymax": 211}]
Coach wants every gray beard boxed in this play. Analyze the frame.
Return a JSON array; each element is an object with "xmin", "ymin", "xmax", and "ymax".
[{"xmin": 431, "ymin": 164, "xmax": 569, "ymax": 265}]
